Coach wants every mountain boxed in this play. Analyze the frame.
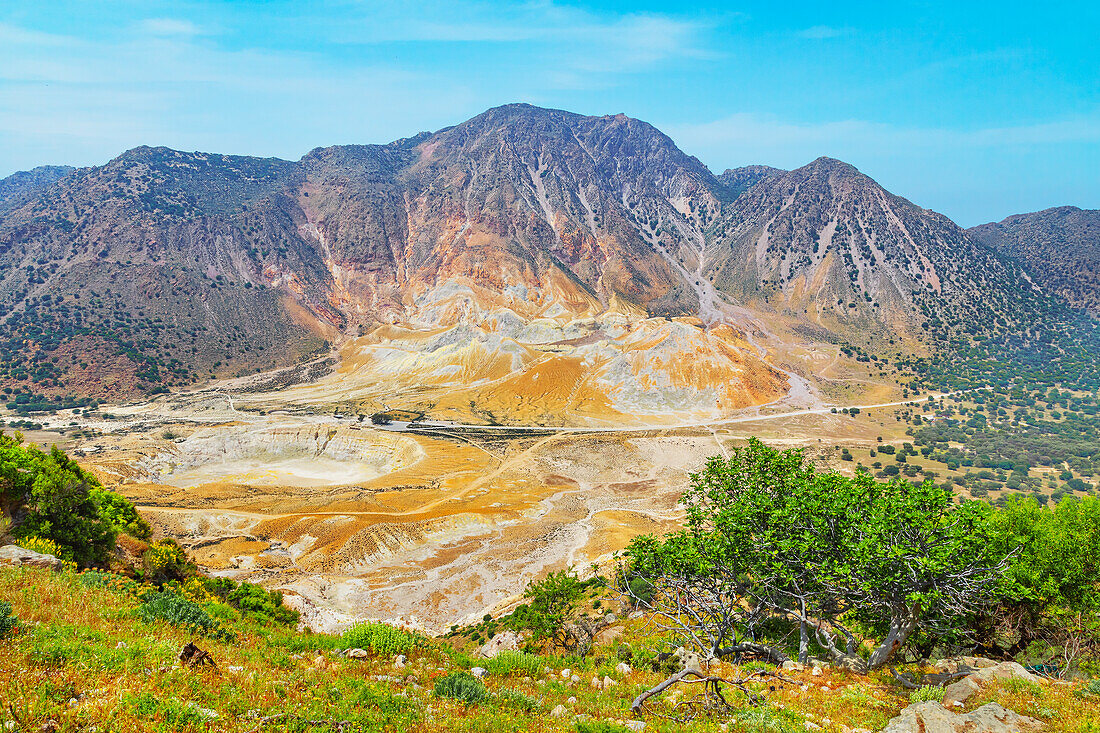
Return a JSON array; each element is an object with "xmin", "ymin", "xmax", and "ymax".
[
  {"xmin": 0, "ymin": 165, "xmax": 75, "ymax": 216},
  {"xmin": 0, "ymin": 104, "xmax": 1085, "ymax": 407},
  {"xmin": 970, "ymin": 206, "xmax": 1100, "ymax": 316},
  {"xmin": 705, "ymin": 157, "xmax": 1043, "ymax": 348}
]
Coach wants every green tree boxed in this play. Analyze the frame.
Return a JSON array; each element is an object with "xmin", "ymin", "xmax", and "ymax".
[
  {"xmin": 0, "ymin": 432, "xmax": 141, "ymax": 566},
  {"xmin": 625, "ymin": 439, "xmax": 1003, "ymax": 670}
]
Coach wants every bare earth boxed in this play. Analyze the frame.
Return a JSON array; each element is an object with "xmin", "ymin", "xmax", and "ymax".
[{"xmin": 36, "ymin": 304, "xmax": 917, "ymax": 634}]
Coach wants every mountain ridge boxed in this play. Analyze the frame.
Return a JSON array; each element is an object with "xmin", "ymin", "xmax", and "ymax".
[{"xmin": 0, "ymin": 103, "xmax": 1090, "ymax": 404}]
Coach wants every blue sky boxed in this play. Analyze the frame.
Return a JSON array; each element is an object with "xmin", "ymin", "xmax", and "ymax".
[{"xmin": 1, "ymin": 1, "xmax": 1097, "ymax": 226}]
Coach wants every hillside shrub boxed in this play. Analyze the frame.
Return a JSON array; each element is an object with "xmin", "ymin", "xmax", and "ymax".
[
  {"xmin": 0, "ymin": 434, "xmax": 146, "ymax": 566},
  {"xmin": 142, "ymin": 539, "xmax": 196, "ymax": 583},
  {"xmin": 495, "ymin": 688, "xmax": 539, "ymax": 711},
  {"xmin": 433, "ymin": 671, "xmax": 489, "ymax": 704},
  {"xmin": 0, "ymin": 600, "xmax": 19, "ymax": 638},
  {"xmin": 909, "ymin": 686, "xmax": 943, "ymax": 703},
  {"xmin": 341, "ymin": 622, "xmax": 422, "ymax": 656},
  {"xmin": 136, "ymin": 590, "xmax": 233, "ymax": 641},
  {"xmin": 485, "ymin": 650, "xmax": 542, "ymax": 677},
  {"xmin": 90, "ymin": 488, "xmax": 151, "ymax": 539}
]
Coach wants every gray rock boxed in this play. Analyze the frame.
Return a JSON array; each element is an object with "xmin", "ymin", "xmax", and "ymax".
[
  {"xmin": 470, "ymin": 667, "xmax": 487, "ymax": 678},
  {"xmin": 942, "ymin": 662, "xmax": 1041, "ymax": 707},
  {"xmin": 883, "ymin": 701, "xmax": 1042, "ymax": 733},
  {"xmin": 345, "ymin": 648, "xmax": 369, "ymax": 659},
  {"xmin": 0, "ymin": 545, "xmax": 62, "ymax": 571}
]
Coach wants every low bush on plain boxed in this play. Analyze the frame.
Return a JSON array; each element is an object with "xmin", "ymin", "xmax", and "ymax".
[
  {"xmin": 485, "ymin": 650, "xmax": 542, "ymax": 677},
  {"xmin": 341, "ymin": 622, "xmax": 422, "ymax": 656},
  {"xmin": 434, "ymin": 671, "xmax": 489, "ymax": 704}
]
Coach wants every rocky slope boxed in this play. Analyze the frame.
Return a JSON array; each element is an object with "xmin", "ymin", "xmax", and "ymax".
[
  {"xmin": 705, "ymin": 157, "xmax": 1046, "ymax": 349},
  {"xmin": 970, "ymin": 206, "xmax": 1100, "ymax": 316},
  {"xmin": 0, "ymin": 104, "xmax": 1079, "ymax": 404}
]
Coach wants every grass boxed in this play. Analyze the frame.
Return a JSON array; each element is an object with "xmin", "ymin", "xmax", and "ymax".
[{"xmin": 1, "ymin": 566, "xmax": 1100, "ymax": 732}]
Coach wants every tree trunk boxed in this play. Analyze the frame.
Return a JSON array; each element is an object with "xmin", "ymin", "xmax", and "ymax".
[{"xmin": 867, "ymin": 604, "xmax": 920, "ymax": 670}]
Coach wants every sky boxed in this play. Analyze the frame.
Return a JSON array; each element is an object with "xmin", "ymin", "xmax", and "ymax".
[{"xmin": 1, "ymin": 1, "xmax": 1097, "ymax": 226}]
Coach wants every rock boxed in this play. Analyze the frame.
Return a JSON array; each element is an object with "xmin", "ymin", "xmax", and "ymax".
[
  {"xmin": 616, "ymin": 662, "xmax": 632, "ymax": 675},
  {"xmin": 883, "ymin": 701, "xmax": 1042, "ymax": 733},
  {"xmin": 602, "ymin": 675, "xmax": 616, "ymax": 689},
  {"xmin": 470, "ymin": 667, "xmax": 487, "ymax": 678},
  {"xmin": 933, "ymin": 656, "xmax": 999, "ymax": 675},
  {"xmin": 561, "ymin": 668, "xmax": 572, "ymax": 679},
  {"xmin": 811, "ymin": 666, "xmax": 822, "ymax": 677},
  {"xmin": 570, "ymin": 674, "xmax": 580, "ymax": 684},
  {"xmin": 591, "ymin": 676, "xmax": 602, "ymax": 689},
  {"xmin": 834, "ymin": 655, "xmax": 868, "ymax": 673},
  {"xmin": 394, "ymin": 654, "xmax": 407, "ymax": 667},
  {"xmin": 942, "ymin": 662, "xmax": 1041, "ymax": 707},
  {"xmin": 629, "ymin": 610, "xmax": 645, "ymax": 619},
  {"xmin": 116, "ymin": 641, "xmax": 128, "ymax": 649},
  {"xmin": 594, "ymin": 625, "xmax": 624, "ymax": 646},
  {"xmin": 622, "ymin": 722, "xmax": 645, "ymax": 732},
  {"xmin": 673, "ymin": 647, "xmax": 705, "ymax": 675},
  {"xmin": 782, "ymin": 660, "xmax": 804, "ymax": 672},
  {"xmin": 476, "ymin": 629, "xmax": 521, "ymax": 658},
  {"xmin": 550, "ymin": 705, "xmax": 568, "ymax": 718},
  {"xmin": 345, "ymin": 648, "xmax": 369, "ymax": 659},
  {"xmin": 567, "ymin": 696, "xmax": 577, "ymax": 704},
  {"xmin": 604, "ymin": 612, "xmax": 618, "ymax": 624},
  {"xmin": 0, "ymin": 545, "xmax": 63, "ymax": 571}
]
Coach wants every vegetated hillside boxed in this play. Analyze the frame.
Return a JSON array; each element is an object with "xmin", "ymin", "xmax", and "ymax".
[
  {"xmin": 0, "ymin": 103, "xmax": 1096, "ymax": 401},
  {"xmin": 970, "ymin": 206, "xmax": 1100, "ymax": 316},
  {"xmin": 0, "ymin": 165, "xmax": 74, "ymax": 217}
]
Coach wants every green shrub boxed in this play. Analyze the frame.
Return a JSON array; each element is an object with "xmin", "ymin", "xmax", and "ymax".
[
  {"xmin": 212, "ymin": 579, "xmax": 298, "ymax": 626},
  {"xmin": 485, "ymin": 650, "xmax": 542, "ymax": 677},
  {"xmin": 495, "ymin": 688, "xmax": 539, "ymax": 711},
  {"xmin": 434, "ymin": 671, "xmax": 489, "ymax": 704},
  {"xmin": 1, "ymin": 438, "xmax": 117, "ymax": 566},
  {"xmin": 1073, "ymin": 679, "xmax": 1100, "ymax": 699},
  {"xmin": 341, "ymin": 622, "xmax": 422, "ymax": 656},
  {"xmin": 142, "ymin": 539, "xmax": 196, "ymax": 583},
  {"xmin": 909, "ymin": 685, "xmax": 943, "ymax": 703},
  {"xmin": 90, "ymin": 488, "xmax": 151, "ymax": 539},
  {"xmin": 137, "ymin": 590, "xmax": 233, "ymax": 641},
  {"xmin": 0, "ymin": 600, "xmax": 19, "ymax": 638}
]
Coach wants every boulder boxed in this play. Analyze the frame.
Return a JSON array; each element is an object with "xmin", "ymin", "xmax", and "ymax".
[
  {"xmin": 0, "ymin": 545, "xmax": 63, "ymax": 571},
  {"xmin": 781, "ymin": 660, "xmax": 805, "ymax": 672},
  {"xmin": 673, "ymin": 647, "xmax": 705, "ymax": 675},
  {"xmin": 470, "ymin": 667, "xmax": 487, "ymax": 678},
  {"xmin": 616, "ymin": 662, "xmax": 632, "ymax": 676},
  {"xmin": 550, "ymin": 705, "xmax": 568, "ymax": 718},
  {"xmin": 594, "ymin": 625, "xmax": 624, "ymax": 646},
  {"xmin": 933, "ymin": 656, "xmax": 999, "ymax": 675},
  {"xmin": 942, "ymin": 662, "xmax": 1041, "ymax": 707},
  {"xmin": 883, "ymin": 701, "xmax": 1042, "ymax": 733},
  {"xmin": 345, "ymin": 648, "xmax": 369, "ymax": 659},
  {"xmin": 476, "ymin": 629, "xmax": 521, "ymax": 658}
]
